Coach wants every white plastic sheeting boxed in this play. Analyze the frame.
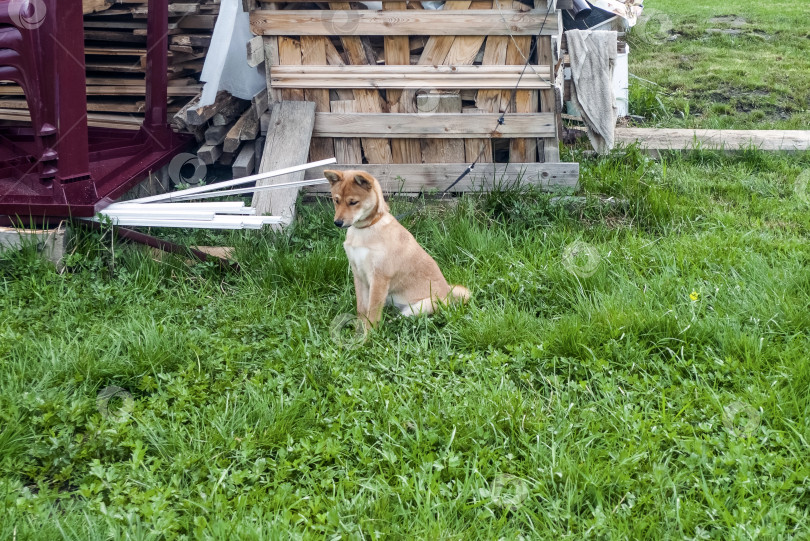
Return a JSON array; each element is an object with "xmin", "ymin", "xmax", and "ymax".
[{"xmin": 199, "ymin": 0, "xmax": 266, "ymax": 107}]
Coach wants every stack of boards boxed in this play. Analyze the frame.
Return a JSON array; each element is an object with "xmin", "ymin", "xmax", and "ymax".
[
  {"xmin": 171, "ymin": 89, "xmax": 271, "ymax": 180},
  {"xmin": 0, "ymin": 0, "xmax": 218, "ymax": 130},
  {"xmin": 241, "ymin": 0, "xmax": 573, "ymax": 195},
  {"xmin": 85, "ymin": 158, "xmax": 334, "ymax": 229},
  {"xmin": 171, "ymin": 0, "xmax": 575, "ymax": 187}
]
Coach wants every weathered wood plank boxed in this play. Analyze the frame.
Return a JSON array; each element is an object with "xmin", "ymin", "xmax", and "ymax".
[
  {"xmin": 418, "ymin": 94, "xmax": 465, "ymax": 163},
  {"xmin": 329, "ymin": 1, "xmax": 392, "ymax": 164},
  {"xmin": 253, "ymin": 101, "xmax": 317, "ymax": 222},
  {"xmin": 186, "ymin": 91, "xmax": 239, "ymax": 126},
  {"xmin": 263, "ymin": 37, "xmax": 282, "ymax": 104},
  {"xmin": 205, "ymin": 123, "xmax": 232, "ymax": 146},
  {"xmin": 277, "ymin": 37, "xmax": 305, "ymax": 101},
  {"xmin": 330, "ymin": 101, "xmax": 363, "ymax": 164},
  {"xmin": 615, "ymin": 129, "xmax": 810, "ymax": 152},
  {"xmin": 505, "ymin": 8, "xmax": 537, "ymax": 163},
  {"xmin": 536, "ymin": 34, "xmax": 560, "ymax": 162},
  {"xmin": 476, "ymin": 36, "xmax": 508, "ymax": 114},
  {"xmin": 304, "ymin": 163, "xmax": 579, "ymax": 193},
  {"xmin": 250, "ymin": 10, "xmax": 558, "ymax": 36},
  {"xmin": 197, "ymin": 143, "xmax": 223, "ymax": 165},
  {"xmin": 439, "ymin": 0, "xmax": 491, "ymax": 165},
  {"xmin": 311, "ymin": 113, "xmax": 555, "ymax": 138},
  {"xmin": 385, "ymin": 0, "xmax": 422, "ymax": 164},
  {"xmin": 269, "ymin": 65, "xmax": 552, "ymax": 89},
  {"xmin": 301, "ymin": 36, "xmax": 335, "ymax": 161},
  {"xmin": 462, "ymin": 107, "xmax": 494, "ymax": 162},
  {"xmin": 417, "ymin": 1, "xmax": 472, "ymax": 65}
]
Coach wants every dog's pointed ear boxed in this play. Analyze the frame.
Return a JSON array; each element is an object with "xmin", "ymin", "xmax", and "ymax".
[
  {"xmin": 353, "ymin": 172, "xmax": 374, "ymax": 191},
  {"xmin": 324, "ymin": 170, "xmax": 342, "ymax": 185}
]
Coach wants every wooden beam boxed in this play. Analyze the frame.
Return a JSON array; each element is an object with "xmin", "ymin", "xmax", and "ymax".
[
  {"xmin": 263, "ymin": 37, "xmax": 282, "ymax": 104},
  {"xmin": 233, "ymin": 144, "xmax": 257, "ymax": 178},
  {"xmin": 438, "ymin": 0, "xmax": 491, "ymax": 164},
  {"xmin": 252, "ymin": 101, "xmax": 317, "ymax": 222},
  {"xmin": 83, "ymin": 0, "xmax": 111, "ymax": 14},
  {"xmin": 0, "ymin": 109, "xmax": 143, "ymax": 130},
  {"xmin": 223, "ymin": 108, "xmax": 260, "ymax": 153},
  {"xmin": 250, "ymin": 10, "xmax": 558, "ymax": 36},
  {"xmin": 186, "ymin": 91, "xmax": 240, "ymax": 126},
  {"xmin": 0, "ymin": 84, "xmax": 200, "ymax": 96},
  {"xmin": 246, "ymin": 36, "xmax": 264, "ymax": 67},
  {"xmin": 197, "ymin": 144, "xmax": 223, "ymax": 165},
  {"xmin": 463, "ymin": 107, "xmax": 494, "ymax": 162},
  {"xmin": 303, "ymin": 163, "xmax": 579, "ymax": 193},
  {"xmin": 268, "ymin": 65, "xmax": 552, "ymax": 89}
]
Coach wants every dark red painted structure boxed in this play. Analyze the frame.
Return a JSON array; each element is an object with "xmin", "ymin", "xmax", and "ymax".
[{"xmin": 0, "ymin": 0, "xmax": 191, "ymax": 221}]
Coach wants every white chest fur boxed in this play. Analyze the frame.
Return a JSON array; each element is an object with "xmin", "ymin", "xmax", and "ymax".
[{"xmin": 344, "ymin": 244, "xmax": 371, "ymax": 268}]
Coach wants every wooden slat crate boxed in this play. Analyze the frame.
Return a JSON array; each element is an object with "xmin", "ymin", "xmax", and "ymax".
[{"xmin": 250, "ymin": 0, "xmax": 576, "ymax": 190}]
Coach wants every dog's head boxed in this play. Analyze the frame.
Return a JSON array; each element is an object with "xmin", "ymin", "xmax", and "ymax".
[{"xmin": 324, "ymin": 170, "xmax": 389, "ymax": 229}]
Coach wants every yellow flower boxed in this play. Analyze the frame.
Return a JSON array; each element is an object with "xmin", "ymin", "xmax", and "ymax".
[{"xmin": 690, "ymin": 291, "xmax": 699, "ymax": 302}]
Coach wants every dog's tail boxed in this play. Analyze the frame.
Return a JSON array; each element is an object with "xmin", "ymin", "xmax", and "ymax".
[{"xmin": 447, "ymin": 284, "xmax": 471, "ymax": 304}]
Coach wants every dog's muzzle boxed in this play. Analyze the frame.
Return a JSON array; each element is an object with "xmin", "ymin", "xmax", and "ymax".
[{"xmin": 334, "ymin": 219, "xmax": 344, "ymax": 228}]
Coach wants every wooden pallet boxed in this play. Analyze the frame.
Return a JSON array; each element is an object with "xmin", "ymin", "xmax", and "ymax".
[
  {"xmin": 0, "ymin": 0, "xmax": 218, "ymax": 128},
  {"xmin": 248, "ymin": 0, "xmax": 575, "ymax": 192}
]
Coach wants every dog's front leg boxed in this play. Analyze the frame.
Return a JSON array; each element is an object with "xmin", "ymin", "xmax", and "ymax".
[
  {"xmin": 352, "ymin": 270, "xmax": 370, "ymax": 322},
  {"xmin": 365, "ymin": 276, "xmax": 391, "ymax": 328}
]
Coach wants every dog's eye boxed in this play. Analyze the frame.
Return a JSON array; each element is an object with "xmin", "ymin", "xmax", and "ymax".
[{"xmin": 348, "ymin": 201, "xmax": 358, "ymax": 206}]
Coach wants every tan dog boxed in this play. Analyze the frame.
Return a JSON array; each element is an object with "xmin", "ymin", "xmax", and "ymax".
[{"xmin": 325, "ymin": 169, "xmax": 470, "ymax": 328}]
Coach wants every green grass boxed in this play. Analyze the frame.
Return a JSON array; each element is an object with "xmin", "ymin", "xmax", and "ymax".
[
  {"xmin": 3, "ymin": 2, "xmax": 810, "ymax": 537},
  {"xmin": 627, "ymin": 0, "xmax": 810, "ymax": 129},
  {"xmin": 2, "ymin": 145, "xmax": 810, "ymax": 539}
]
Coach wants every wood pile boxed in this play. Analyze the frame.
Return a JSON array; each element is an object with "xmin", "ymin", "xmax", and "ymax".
[
  {"xmin": 0, "ymin": 0, "xmax": 217, "ymax": 129},
  {"xmin": 171, "ymin": 88, "xmax": 271, "ymax": 179},
  {"xmin": 239, "ymin": 0, "xmax": 578, "ymax": 193}
]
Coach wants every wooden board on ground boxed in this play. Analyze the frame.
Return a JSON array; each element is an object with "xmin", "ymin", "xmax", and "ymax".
[
  {"xmin": 303, "ymin": 163, "xmax": 579, "ymax": 193},
  {"xmin": 615, "ymin": 129, "xmax": 810, "ymax": 152},
  {"xmin": 252, "ymin": 100, "xmax": 317, "ymax": 223}
]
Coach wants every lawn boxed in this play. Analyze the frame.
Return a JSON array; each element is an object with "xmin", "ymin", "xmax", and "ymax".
[
  {"xmin": 2, "ymin": 2, "xmax": 810, "ymax": 540},
  {"xmin": 628, "ymin": 0, "xmax": 810, "ymax": 129}
]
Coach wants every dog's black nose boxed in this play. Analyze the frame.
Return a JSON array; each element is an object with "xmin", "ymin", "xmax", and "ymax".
[{"xmin": 334, "ymin": 219, "xmax": 343, "ymax": 228}]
